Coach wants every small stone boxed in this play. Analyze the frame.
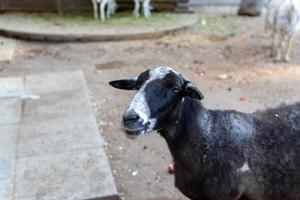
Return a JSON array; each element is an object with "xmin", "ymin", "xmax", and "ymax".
[
  {"xmin": 155, "ymin": 176, "xmax": 161, "ymax": 182},
  {"xmin": 132, "ymin": 170, "xmax": 138, "ymax": 176},
  {"xmin": 217, "ymin": 74, "xmax": 228, "ymax": 80},
  {"xmin": 118, "ymin": 146, "xmax": 123, "ymax": 151},
  {"xmin": 21, "ymin": 94, "xmax": 41, "ymax": 100}
]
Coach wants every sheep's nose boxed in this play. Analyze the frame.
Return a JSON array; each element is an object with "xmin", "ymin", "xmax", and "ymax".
[{"xmin": 123, "ymin": 110, "xmax": 142, "ymax": 125}]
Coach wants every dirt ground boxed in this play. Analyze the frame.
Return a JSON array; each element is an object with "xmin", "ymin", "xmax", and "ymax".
[{"xmin": 1, "ymin": 6, "xmax": 300, "ymax": 200}]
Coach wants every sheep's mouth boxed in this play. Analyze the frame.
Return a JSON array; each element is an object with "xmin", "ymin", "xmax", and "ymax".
[
  {"xmin": 123, "ymin": 127, "xmax": 146, "ymax": 139},
  {"xmin": 122, "ymin": 120, "xmax": 155, "ymax": 139}
]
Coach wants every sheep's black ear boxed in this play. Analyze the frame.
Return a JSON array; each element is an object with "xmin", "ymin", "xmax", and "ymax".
[
  {"xmin": 109, "ymin": 77, "xmax": 137, "ymax": 90},
  {"xmin": 183, "ymin": 80, "xmax": 204, "ymax": 100}
]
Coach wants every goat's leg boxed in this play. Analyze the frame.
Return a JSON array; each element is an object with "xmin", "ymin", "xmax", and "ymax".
[
  {"xmin": 143, "ymin": 0, "xmax": 151, "ymax": 18},
  {"xmin": 92, "ymin": 0, "xmax": 99, "ymax": 20},
  {"xmin": 133, "ymin": 0, "xmax": 140, "ymax": 17},
  {"xmin": 283, "ymin": 35, "xmax": 294, "ymax": 62}
]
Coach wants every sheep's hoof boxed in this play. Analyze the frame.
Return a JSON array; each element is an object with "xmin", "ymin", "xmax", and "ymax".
[
  {"xmin": 270, "ymin": 52, "xmax": 276, "ymax": 58},
  {"xmin": 261, "ymin": 32, "xmax": 269, "ymax": 38},
  {"xmin": 283, "ymin": 55, "xmax": 290, "ymax": 62},
  {"xmin": 274, "ymin": 54, "xmax": 282, "ymax": 62},
  {"xmin": 274, "ymin": 59, "xmax": 281, "ymax": 63}
]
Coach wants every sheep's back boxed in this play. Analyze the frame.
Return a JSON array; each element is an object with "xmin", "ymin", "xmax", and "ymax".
[
  {"xmin": 248, "ymin": 102, "xmax": 300, "ymax": 199},
  {"xmin": 266, "ymin": 0, "xmax": 300, "ymax": 33},
  {"xmin": 253, "ymin": 102, "xmax": 300, "ymax": 132}
]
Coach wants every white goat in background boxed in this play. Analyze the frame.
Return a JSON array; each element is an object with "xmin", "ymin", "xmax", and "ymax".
[
  {"xmin": 91, "ymin": 0, "xmax": 117, "ymax": 21},
  {"xmin": 133, "ymin": 0, "xmax": 152, "ymax": 18},
  {"xmin": 265, "ymin": 0, "xmax": 300, "ymax": 62}
]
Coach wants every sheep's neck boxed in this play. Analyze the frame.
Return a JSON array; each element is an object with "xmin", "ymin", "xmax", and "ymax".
[{"xmin": 159, "ymin": 97, "xmax": 210, "ymax": 166}]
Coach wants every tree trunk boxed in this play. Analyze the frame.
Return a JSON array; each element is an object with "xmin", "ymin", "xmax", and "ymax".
[{"xmin": 238, "ymin": 0, "xmax": 264, "ymax": 16}]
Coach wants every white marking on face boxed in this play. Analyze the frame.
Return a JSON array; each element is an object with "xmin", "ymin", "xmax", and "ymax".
[
  {"xmin": 128, "ymin": 88, "xmax": 150, "ymax": 124},
  {"xmin": 237, "ymin": 162, "xmax": 251, "ymax": 174},
  {"xmin": 149, "ymin": 66, "xmax": 178, "ymax": 80},
  {"xmin": 127, "ymin": 66, "xmax": 178, "ymax": 129}
]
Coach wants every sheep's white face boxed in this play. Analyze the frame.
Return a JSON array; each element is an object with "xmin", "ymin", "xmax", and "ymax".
[{"xmin": 109, "ymin": 66, "xmax": 204, "ymax": 139}]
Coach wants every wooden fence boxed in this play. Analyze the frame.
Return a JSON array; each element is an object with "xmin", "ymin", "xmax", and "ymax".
[{"xmin": 0, "ymin": 0, "xmax": 191, "ymax": 12}]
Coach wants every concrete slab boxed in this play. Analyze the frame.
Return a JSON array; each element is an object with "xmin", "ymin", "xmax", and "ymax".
[
  {"xmin": 0, "ymin": 36, "xmax": 16, "ymax": 63},
  {"xmin": 0, "ymin": 97, "xmax": 21, "ymax": 125},
  {"xmin": 0, "ymin": 125, "xmax": 18, "ymax": 160},
  {"xmin": 14, "ymin": 148, "xmax": 118, "ymax": 200},
  {"xmin": 22, "ymin": 90, "xmax": 93, "ymax": 120},
  {"xmin": 0, "ymin": 71, "xmax": 119, "ymax": 200},
  {"xmin": 18, "ymin": 90, "xmax": 103, "ymax": 158},
  {"xmin": 25, "ymin": 71, "xmax": 87, "ymax": 94},
  {"xmin": 0, "ymin": 77, "xmax": 23, "ymax": 98},
  {"xmin": 0, "ymin": 125, "xmax": 18, "ymax": 200},
  {"xmin": 0, "ymin": 167, "xmax": 14, "ymax": 200}
]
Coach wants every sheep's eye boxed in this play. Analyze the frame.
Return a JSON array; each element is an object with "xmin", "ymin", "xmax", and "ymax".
[{"xmin": 172, "ymin": 87, "xmax": 180, "ymax": 93}]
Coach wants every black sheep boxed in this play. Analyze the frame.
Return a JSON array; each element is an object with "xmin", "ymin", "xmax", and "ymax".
[{"xmin": 109, "ymin": 66, "xmax": 300, "ymax": 200}]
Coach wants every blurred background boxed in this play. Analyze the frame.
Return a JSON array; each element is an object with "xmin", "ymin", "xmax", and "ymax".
[{"xmin": 0, "ymin": 0, "xmax": 299, "ymax": 200}]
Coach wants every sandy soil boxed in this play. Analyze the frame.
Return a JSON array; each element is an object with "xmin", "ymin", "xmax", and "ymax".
[{"xmin": 1, "ymin": 6, "xmax": 300, "ymax": 200}]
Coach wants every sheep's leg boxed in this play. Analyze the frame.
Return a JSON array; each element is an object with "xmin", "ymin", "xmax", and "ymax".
[
  {"xmin": 283, "ymin": 35, "xmax": 294, "ymax": 62},
  {"xmin": 106, "ymin": 0, "xmax": 111, "ymax": 19},
  {"xmin": 100, "ymin": 0, "xmax": 107, "ymax": 21},
  {"xmin": 264, "ymin": 10, "xmax": 271, "ymax": 38},
  {"xmin": 112, "ymin": 0, "xmax": 117, "ymax": 15},
  {"xmin": 270, "ymin": 30, "xmax": 277, "ymax": 57},
  {"xmin": 143, "ymin": 0, "xmax": 151, "ymax": 18},
  {"xmin": 275, "ymin": 31, "xmax": 285, "ymax": 62},
  {"xmin": 263, "ymin": 23, "xmax": 270, "ymax": 38},
  {"xmin": 108, "ymin": 0, "xmax": 116, "ymax": 17},
  {"xmin": 133, "ymin": 0, "xmax": 140, "ymax": 17},
  {"xmin": 92, "ymin": 0, "xmax": 99, "ymax": 20}
]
